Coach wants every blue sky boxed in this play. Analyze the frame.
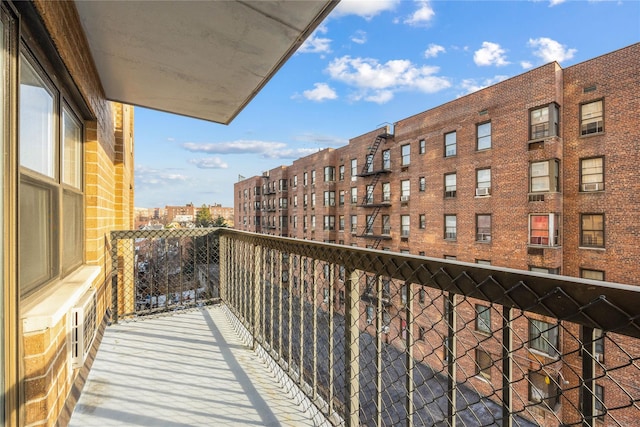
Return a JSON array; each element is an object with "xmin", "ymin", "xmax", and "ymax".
[{"xmin": 134, "ymin": 0, "xmax": 639, "ymax": 208}]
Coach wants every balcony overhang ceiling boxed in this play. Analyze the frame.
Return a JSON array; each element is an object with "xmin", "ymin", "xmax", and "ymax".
[{"xmin": 75, "ymin": 1, "xmax": 337, "ymax": 124}]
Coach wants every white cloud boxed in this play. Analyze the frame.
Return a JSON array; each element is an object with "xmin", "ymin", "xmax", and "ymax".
[
  {"xmin": 182, "ymin": 140, "xmax": 317, "ymax": 159},
  {"xmin": 474, "ymin": 42, "xmax": 510, "ymax": 67},
  {"xmin": 549, "ymin": 0, "xmax": 566, "ymax": 6},
  {"xmin": 459, "ymin": 75, "xmax": 510, "ymax": 95},
  {"xmin": 326, "ymin": 55, "xmax": 450, "ymax": 103},
  {"xmin": 299, "ymin": 25, "xmax": 332, "ymax": 54},
  {"xmin": 135, "ymin": 165, "xmax": 188, "ymax": 186},
  {"xmin": 188, "ymin": 157, "xmax": 229, "ymax": 169},
  {"xmin": 351, "ymin": 30, "xmax": 367, "ymax": 44},
  {"xmin": 303, "ymin": 83, "xmax": 338, "ymax": 102},
  {"xmin": 292, "ymin": 133, "xmax": 348, "ymax": 147},
  {"xmin": 332, "ymin": 0, "xmax": 399, "ymax": 19},
  {"xmin": 528, "ymin": 37, "xmax": 576, "ymax": 63},
  {"xmin": 520, "ymin": 60, "xmax": 533, "ymax": 69},
  {"xmin": 404, "ymin": 0, "xmax": 435, "ymax": 26},
  {"xmin": 424, "ymin": 43, "xmax": 445, "ymax": 58}
]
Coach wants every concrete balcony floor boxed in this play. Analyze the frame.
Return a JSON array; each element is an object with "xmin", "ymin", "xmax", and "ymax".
[{"xmin": 69, "ymin": 305, "xmax": 321, "ymax": 426}]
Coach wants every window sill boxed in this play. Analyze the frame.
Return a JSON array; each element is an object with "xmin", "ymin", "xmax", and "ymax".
[
  {"xmin": 579, "ymin": 246, "xmax": 606, "ymax": 251},
  {"xmin": 22, "ymin": 265, "xmax": 101, "ymax": 333},
  {"xmin": 528, "ymin": 347, "xmax": 559, "ymax": 361}
]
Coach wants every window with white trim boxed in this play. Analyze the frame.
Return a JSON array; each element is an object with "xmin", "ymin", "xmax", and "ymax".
[
  {"xmin": 476, "ymin": 168, "xmax": 491, "ymax": 196},
  {"xmin": 401, "ymin": 144, "xmax": 410, "ymax": 166},
  {"xmin": 581, "ymin": 100, "xmax": 603, "ymax": 135},
  {"xmin": 529, "ymin": 319, "xmax": 559, "ymax": 357},
  {"xmin": 580, "ymin": 157, "xmax": 604, "ymax": 192},
  {"xmin": 477, "ymin": 122, "xmax": 491, "ymax": 150},
  {"xmin": 530, "ymin": 159, "xmax": 559, "ymax": 193},
  {"xmin": 476, "ymin": 214, "xmax": 491, "ymax": 242},
  {"xmin": 444, "ymin": 173, "xmax": 456, "ymax": 198},
  {"xmin": 401, "ymin": 215, "xmax": 410, "ymax": 237},
  {"xmin": 444, "ymin": 215, "xmax": 457, "ymax": 240},
  {"xmin": 530, "ymin": 103, "xmax": 559, "ymax": 140},
  {"xmin": 400, "ymin": 180, "xmax": 410, "ymax": 201},
  {"xmin": 581, "ymin": 213, "xmax": 604, "ymax": 247}
]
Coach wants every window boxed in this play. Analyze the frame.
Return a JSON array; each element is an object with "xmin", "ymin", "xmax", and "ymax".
[
  {"xmin": 476, "ymin": 168, "xmax": 491, "ymax": 196},
  {"xmin": 323, "ymin": 288, "xmax": 329, "ymax": 303},
  {"xmin": 365, "ymin": 154, "xmax": 374, "ymax": 173},
  {"xmin": 365, "ymin": 185, "xmax": 374, "ymax": 204},
  {"xmin": 350, "ymin": 187, "xmax": 357, "ymax": 204},
  {"xmin": 477, "ymin": 122, "xmax": 491, "ymax": 150},
  {"xmin": 444, "ymin": 131, "xmax": 456, "ymax": 157},
  {"xmin": 303, "ymin": 216, "xmax": 308, "ymax": 230},
  {"xmin": 444, "ymin": 173, "xmax": 456, "ymax": 198},
  {"xmin": 581, "ymin": 268, "xmax": 604, "ymax": 281},
  {"xmin": 595, "ymin": 384, "xmax": 605, "ymax": 419},
  {"xmin": 401, "ymin": 284, "xmax": 408, "ymax": 305},
  {"xmin": 476, "ymin": 349, "xmax": 492, "ymax": 380},
  {"xmin": 419, "ymin": 214, "xmax": 426, "ymax": 229},
  {"xmin": 476, "ymin": 214, "xmax": 491, "ymax": 242},
  {"xmin": 529, "ymin": 214, "xmax": 559, "ymax": 246},
  {"xmin": 339, "ymin": 165, "xmax": 345, "ymax": 181},
  {"xmin": 419, "ymin": 288, "xmax": 425, "ymax": 304},
  {"xmin": 311, "ymin": 170, "xmax": 316, "ymax": 185},
  {"xmin": 382, "ymin": 310, "xmax": 390, "ymax": 333},
  {"xmin": 339, "ymin": 190, "xmax": 345, "ymax": 206},
  {"xmin": 401, "ymin": 215, "xmax": 410, "ymax": 237},
  {"xmin": 382, "ymin": 215, "xmax": 390, "ymax": 235},
  {"xmin": 324, "ymin": 166, "xmax": 335, "ymax": 182},
  {"xmin": 382, "ymin": 182, "xmax": 391, "ymax": 202},
  {"xmin": 365, "ymin": 215, "xmax": 374, "ymax": 234},
  {"xmin": 293, "ymin": 175, "xmax": 298, "ymax": 187},
  {"xmin": 444, "ymin": 215, "xmax": 457, "ymax": 240},
  {"xmin": 581, "ymin": 100, "xmax": 603, "ymax": 135},
  {"xmin": 303, "ymin": 172, "xmax": 308, "ymax": 186},
  {"xmin": 529, "ymin": 319, "xmax": 559, "ymax": 357},
  {"xmin": 530, "ymin": 103, "xmax": 559, "ymax": 140},
  {"xmin": 443, "ymin": 336, "xmax": 452, "ymax": 362},
  {"xmin": 323, "ymin": 215, "xmax": 335, "ymax": 231},
  {"xmin": 382, "ymin": 149, "xmax": 391, "ymax": 169},
  {"xmin": 476, "ymin": 305, "xmax": 491, "ymax": 334},
  {"xmin": 323, "ymin": 191, "xmax": 335, "ymax": 206},
  {"xmin": 401, "ymin": 144, "xmax": 410, "ymax": 166},
  {"xmin": 311, "ymin": 192, "xmax": 315, "ymax": 208},
  {"xmin": 400, "ymin": 180, "xmax": 410, "ymax": 201},
  {"xmin": 311, "ymin": 215, "xmax": 316, "ymax": 230},
  {"xmin": 292, "ymin": 216, "xmax": 297, "ymax": 229},
  {"xmin": 530, "ymin": 266, "xmax": 560, "ymax": 275},
  {"xmin": 350, "ymin": 215, "xmax": 357, "ymax": 233},
  {"xmin": 338, "ymin": 215, "xmax": 345, "ymax": 231},
  {"xmin": 528, "ymin": 370, "xmax": 559, "ymax": 409},
  {"xmin": 581, "ymin": 214, "xmax": 604, "ymax": 247},
  {"xmin": 476, "ymin": 259, "xmax": 491, "ymax": 266},
  {"xmin": 419, "ymin": 177, "xmax": 426, "ymax": 192},
  {"xmin": 580, "ymin": 157, "xmax": 604, "ymax": 192},
  {"xmin": 303, "ymin": 194, "xmax": 308, "ymax": 207},
  {"xmin": 419, "ymin": 139, "xmax": 426, "ymax": 154},
  {"xmin": 19, "ymin": 53, "xmax": 85, "ymax": 296},
  {"xmin": 530, "ymin": 159, "xmax": 559, "ymax": 193},
  {"xmin": 351, "ymin": 158, "xmax": 357, "ymax": 179}
]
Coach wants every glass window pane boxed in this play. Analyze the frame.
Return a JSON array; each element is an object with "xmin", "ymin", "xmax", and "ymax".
[
  {"xmin": 20, "ymin": 56, "xmax": 56, "ymax": 178},
  {"xmin": 63, "ymin": 108, "xmax": 82, "ymax": 188},
  {"xmin": 20, "ymin": 180, "xmax": 57, "ymax": 294},
  {"xmin": 63, "ymin": 190, "xmax": 83, "ymax": 271}
]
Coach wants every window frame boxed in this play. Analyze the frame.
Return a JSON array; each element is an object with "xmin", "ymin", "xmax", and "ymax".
[
  {"xmin": 401, "ymin": 144, "xmax": 410, "ymax": 166},
  {"xmin": 444, "ymin": 173, "xmax": 456, "ymax": 198},
  {"xmin": 476, "ymin": 214, "xmax": 491, "ymax": 242},
  {"xmin": 580, "ymin": 156, "xmax": 604, "ymax": 192},
  {"xmin": 580, "ymin": 99, "xmax": 604, "ymax": 136},
  {"xmin": 419, "ymin": 214, "xmax": 426, "ymax": 229},
  {"xmin": 419, "ymin": 176, "xmax": 426, "ymax": 192},
  {"xmin": 444, "ymin": 215, "xmax": 457, "ymax": 240},
  {"xmin": 475, "ymin": 304, "xmax": 491, "ymax": 334},
  {"xmin": 529, "ymin": 103, "xmax": 559, "ymax": 140},
  {"xmin": 529, "ymin": 213, "xmax": 559, "ymax": 247},
  {"xmin": 476, "ymin": 168, "xmax": 491, "ymax": 196},
  {"xmin": 476, "ymin": 121, "xmax": 491, "ymax": 150},
  {"xmin": 400, "ymin": 215, "xmax": 410, "ymax": 237},
  {"xmin": 581, "ymin": 213, "xmax": 605, "ymax": 248},
  {"xmin": 475, "ymin": 349, "xmax": 492, "ymax": 380},
  {"xmin": 444, "ymin": 131, "xmax": 456, "ymax": 157},
  {"xmin": 529, "ymin": 319, "xmax": 559, "ymax": 358},
  {"xmin": 419, "ymin": 139, "xmax": 426, "ymax": 154}
]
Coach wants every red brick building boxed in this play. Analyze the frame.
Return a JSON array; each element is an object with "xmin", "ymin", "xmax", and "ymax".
[{"xmin": 235, "ymin": 44, "xmax": 640, "ymax": 426}]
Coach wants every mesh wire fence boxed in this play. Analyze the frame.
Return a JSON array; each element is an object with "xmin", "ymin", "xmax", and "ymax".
[{"xmin": 112, "ymin": 228, "xmax": 640, "ymax": 426}]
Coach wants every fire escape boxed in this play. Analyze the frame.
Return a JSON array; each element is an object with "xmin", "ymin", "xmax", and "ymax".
[{"xmin": 357, "ymin": 130, "xmax": 393, "ymax": 248}]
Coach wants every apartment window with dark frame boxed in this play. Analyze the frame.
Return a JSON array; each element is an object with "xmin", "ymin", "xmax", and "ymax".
[
  {"xmin": 477, "ymin": 122, "xmax": 491, "ymax": 150},
  {"xmin": 339, "ymin": 190, "xmax": 345, "ymax": 206},
  {"xmin": 581, "ymin": 213, "xmax": 604, "ymax": 247},
  {"xmin": 528, "ymin": 370, "xmax": 560, "ymax": 409},
  {"xmin": 401, "ymin": 215, "xmax": 410, "ymax": 237},
  {"xmin": 444, "ymin": 215, "xmax": 457, "ymax": 240},
  {"xmin": 444, "ymin": 173, "xmax": 456, "ymax": 198},
  {"xmin": 529, "ymin": 319, "xmax": 559, "ymax": 357},
  {"xmin": 419, "ymin": 176, "xmax": 426, "ymax": 192},
  {"xmin": 323, "ymin": 190, "xmax": 335, "ymax": 207},
  {"xmin": 351, "ymin": 158, "xmax": 357, "ymax": 179},
  {"xmin": 19, "ymin": 49, "xmax": 85, "ymax": 297},
  {"xmin": 581, "ymin": 99, "xmax": 604, "ymax": 136},
  {"xmin": 382, "ymin": 215, "xmax": 390, "ymax": 235},
  {"xmin": 382, "ymin": 149, "xmax": 390, "ymax": 170},
  {"xmin": 475, "ymin": 349, "xmax": 492, "ymax": 380},
  {"xmin": 400, "ymin": 180, "xmax": 410, "ymax": 201},
  {"xmin": 419, "ymin": 214, "xmax": 426, "ymax": 229},
  {"xmin": 476, "ymin": 168, "xmax": 491, "ymax": 196},
  {"xmin": 401, "ymin": 144, "xmax": 411, "ymax": 166},
  {"xmin": 338, "ymin": 215, "xmax": 345, "ymax": 231},
  {"xmin": 419, "ymin": 139, "xmax": 426, "ymax": 154},
  {"xmin": 580, "ymin": 157, "xmax": 604, "ymax": 192},
  {"xmin": 324, "ymin": 166, "xmax": 335, "ymax": 182},
  {"xmin": 476, "ymin": 214, "xmax": 491, "ymax": 242},
  {"xmin": 581, "ymin": 268, "xmax": 604, "ymax": 281},
  {"xmin": 529, "ymin": 214, "xmax": 559, "ymax": 246},
  {"xmin": 529, "ymin": 103, "xmax": 559, "ymax": 140},
  {"xmin": 475, "ymin": 304, "xmax": 491, "ymax": 334},
  {"xmin": 530, "ymin": 159, "xmax": 559, "ymax": 193},
  {"xmin": 444, "ymin": 131, "xmax": 456, "ymax": 157}
]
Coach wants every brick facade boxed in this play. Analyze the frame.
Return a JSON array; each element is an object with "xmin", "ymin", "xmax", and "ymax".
[{"xmin": 234, "ymin": 44, "xmax": 640, "ymax": 426}]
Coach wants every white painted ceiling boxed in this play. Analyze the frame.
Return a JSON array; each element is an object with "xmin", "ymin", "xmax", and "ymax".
[{"xmin": 75, "ymin": 1, "xmax": 337, "ymax": 124}]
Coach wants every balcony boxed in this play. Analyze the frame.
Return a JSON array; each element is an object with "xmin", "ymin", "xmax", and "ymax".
[{"xmin": 71, "ymin": 228, "xmax": 640, "ymax": 426}]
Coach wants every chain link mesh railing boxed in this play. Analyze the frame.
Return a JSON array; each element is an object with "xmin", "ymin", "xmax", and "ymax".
[{"xmin": 112, "ymin": 228, "xmax": 640, "ymax": 426}]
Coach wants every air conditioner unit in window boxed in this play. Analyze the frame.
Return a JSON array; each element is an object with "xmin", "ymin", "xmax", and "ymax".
[
  {"xmin": 582, "ymin": 182, "xmax": 603, "ymax": 192},
  {"xmin": 70, "ymin": 288, "xmax": 98, "ymax": 369},
  {"xmin": 400, "ymin": 195, "xmax": 410, "ymax": 202},
  {"xmin": 476, "ymin": 187, "xmax": 490, "ymax": 196}
]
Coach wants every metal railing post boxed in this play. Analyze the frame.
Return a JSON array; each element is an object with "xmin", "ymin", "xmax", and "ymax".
[
  {"xmin": 502, "ymin": 306, "xmax": 513, "ymax": 427},
  {"xmin": 345, "ymin": 268, "xmax": 360, "ymax": 426},
  {"xmin": 298, "ymin": 256, "xmax": 304, "ymax": 386},
  {"xmin": 253, "ymin": 245, "xmax": 262, "ymax": 349},
  {"xmin": 328, "ymin": 263, "xmax": 335, "ymax": 418},
  {"xmin": 581, "ymin": 325, "xmax": 595, "ymax": 427},
  {"xmin": 405, "ymin": 282, "xmax": 414, "ymax": 427},
  {"xmin": 375, "ymin": 275, "xmax": 383, "ymax": 426},
  {"xmin": 110, "ymin": 233, "xmax": 119, "ymax": 324},
  {"xmin": 312, "ymin": 259, "xmax": 318, "ymax": 400},
  {"xmin": 219, "ymin": 235, "xmax": 227, "ymax": 302},
  {"xmin": 446, "ymin": 293, "xmax": 457, "ymax": 426}
]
